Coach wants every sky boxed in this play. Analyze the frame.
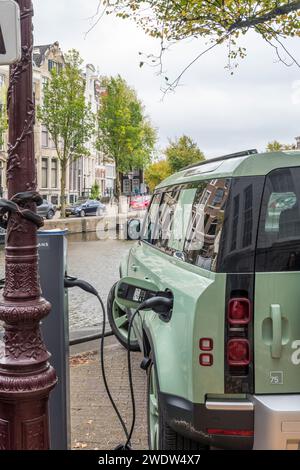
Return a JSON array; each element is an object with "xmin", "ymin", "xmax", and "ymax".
[{"xmin": 33, "ymin": 0, "xmax": 300, "ymax": 158}]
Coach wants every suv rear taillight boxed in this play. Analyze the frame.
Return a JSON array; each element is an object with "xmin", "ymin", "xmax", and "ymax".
[
  {"xmin": 227, "ymin": 339, "xmax": 250, "ymax": 366},
  {"xmin": 228, "ymin": 298, "xmax": 250, "ymax": 325},
  {"xmin": 224, "ymin": 284, "xmax": 254, "ymax": 394}
]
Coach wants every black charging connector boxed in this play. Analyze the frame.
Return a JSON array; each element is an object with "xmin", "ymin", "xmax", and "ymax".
[
  {"xmin": 137, "ymin": 295, "xmax": 173, "ymax": 313},
  {"xmin": 64, "ymin": 275, "xmax": 98, "ymax": 296}
]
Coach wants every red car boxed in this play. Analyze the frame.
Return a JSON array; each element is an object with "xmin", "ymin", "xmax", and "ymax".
[{"xmin": 130, "ymin": 195, "xmax": 151, "ymax": 210}]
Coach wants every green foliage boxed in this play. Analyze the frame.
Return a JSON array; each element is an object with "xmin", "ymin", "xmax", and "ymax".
[
  {"xmin": 91, "ymin": 181, "xmax": 101, "ymax": 199},
  {"xmin": 144, "ymin": 135, "xmax": 205, "ymax": 191},
  {"xmin": 266, "ymin": 140, "xmax": 295, "ymax": 151},
  {"xmin": 38, "ymin": 49, "xmax": 95, "ymax": 217},
  {"xmin": 103, "ymin": 1, "xmax": 300, "ymax": 77},
  {"xmin": 97, "ymin": 75, "xmax": 156, "ymax": 198},
  {"xmin": 0, "ymin": 85, "xmax": 7, "ymax": 149},
  {"xmin": 144, "ymin": 159, "xmax": 172, "ymax": 192},
  {"xmin": 165, "ymin": 135, "xmax": 205, "ymax": 173}
]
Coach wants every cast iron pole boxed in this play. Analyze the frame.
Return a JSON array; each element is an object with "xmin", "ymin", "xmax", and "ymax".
[{"xmin": 0, "ymin": 0, "xmax": 56, "ymax": 450}]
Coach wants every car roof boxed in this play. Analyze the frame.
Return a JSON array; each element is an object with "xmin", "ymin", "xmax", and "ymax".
[{"xmin": 156, "ymin": 150, "xmax": 300, "ymax": 189}]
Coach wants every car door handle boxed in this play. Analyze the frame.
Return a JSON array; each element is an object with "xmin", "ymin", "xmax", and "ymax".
[
  {"xmin": 131, "ymin": 265, "xmax": 139, "ymax": 272},
  {"xmin": 271, "ymin": 304, "xmax": 282, "ymax": 359}
]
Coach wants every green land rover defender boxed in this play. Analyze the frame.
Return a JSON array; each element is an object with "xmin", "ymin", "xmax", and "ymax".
[{"xmin": 108, "ymin": 150, "xmax": 300, "ymax": 450}]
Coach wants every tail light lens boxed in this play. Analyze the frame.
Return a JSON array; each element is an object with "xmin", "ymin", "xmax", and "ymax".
[
  {"xmin": 199, "ymin": 354, "xmax": 213, "ymax": 366},
  {"xmin": 228, "ymin": 298, "xmax": 250, "ymax": 325},
  {"xmin": 199, "ymin": 338, "xmax": 213, "ymax": 351},
  {"xmin": 207, "ymin": 428, "xmax": 254, "ymax": 437},
  {"xmin": 227, "ymin": 339, "xmax": 250, "ymax": 366}
]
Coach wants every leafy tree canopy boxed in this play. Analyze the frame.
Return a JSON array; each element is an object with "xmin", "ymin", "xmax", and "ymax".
[
  {"xmin": 38, "ymin": 50, "xmax": 95, "ymax": 162},
  {"xmin": 266, "ymin": 140, "xmax": 295, "ymax": 151},
  {"xmin": 97, "ymin": 75, "xmax": 157, "ymax": 197},
  {"xmin": 38, "ymin": 49, "xmax": 95, "ymax": 216},
  {"xmin": 91, "ymin": 181, "xmax": 101, "ymax": 199},
  {"xmin": 144, "ymin": 159, "xmax": 172, "ymax": 192},
  {"xmin": 165, "ymin": 135, "xmax": 205, "ymax": 173}
]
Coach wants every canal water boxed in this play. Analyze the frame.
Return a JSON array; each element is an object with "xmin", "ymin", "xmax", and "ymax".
[{"xmin": 0, "ymin": 234, "xmax": 134, "ymax": 331}]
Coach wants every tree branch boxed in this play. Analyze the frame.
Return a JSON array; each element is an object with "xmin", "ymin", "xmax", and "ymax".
[
  {"xmin": 162, "ymin": 33, "xmax": 231, "ymax": 95},
  {"xmin": 228, "ymin": 0, "xmax": 300, "ymax": 32}
]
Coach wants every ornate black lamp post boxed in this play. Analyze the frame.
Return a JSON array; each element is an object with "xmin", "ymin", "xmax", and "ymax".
[{"xmin": 0, "ymin": 0, "xmax": 56, "ymax": 450}]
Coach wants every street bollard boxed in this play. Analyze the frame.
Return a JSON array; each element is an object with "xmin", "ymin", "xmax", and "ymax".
[{"xmin": 38, "ymin": 229, "xmax": 70, "ymax": 450}]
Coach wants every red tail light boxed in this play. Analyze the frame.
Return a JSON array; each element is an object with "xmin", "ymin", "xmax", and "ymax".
[
  {"xmin": 199, "ymin": 354, "xmax": 213, "ymax": 367},
  {"xmin": 228, "ymin": 298, "xmax": 250, "ymax": 325},
  {"xmin": 227, "ymin": 339, "xmax": 250, "ymax": 366},
  {"xmin": 199, "ymin": 338, "xmax": 213, "ymax": 351}
]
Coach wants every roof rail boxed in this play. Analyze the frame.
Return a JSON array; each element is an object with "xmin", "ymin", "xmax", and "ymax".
[{"xmin": 184, "ymin": 149, "xmax": 258, "ymax": 170}]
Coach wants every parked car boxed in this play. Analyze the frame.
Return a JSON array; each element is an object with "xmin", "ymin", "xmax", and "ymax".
[
  {"xmin": 37, "ymin": 199, "xmax": 56, "ymax": 219},
  {"xmin": 129, "ymin": 195, "xmax": 151, "ymax": 210},
  {"xmin": 108, "ymin": 149, "xmax": 300, "ymax": 450},
  {"xmin": 65, "ymin": 198, "xmax": 106, "ymax": 218}
]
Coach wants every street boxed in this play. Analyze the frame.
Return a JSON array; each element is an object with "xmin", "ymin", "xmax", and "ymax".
[{"xmin": 67, "ymin": 234, "xmax": 134, "ymax": 330}]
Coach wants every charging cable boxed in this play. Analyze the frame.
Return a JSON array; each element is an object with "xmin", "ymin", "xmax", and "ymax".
[
  {"xmin": 124, "ymin": 296, "xmax": 173, "ymax": 450},
  {"xmin": 65, "ymin": 276, "xmax": 173, "ymax": 450},
  {"xmin": 65, "ymin": 275, "xmax": 130, "ymax": 446}
]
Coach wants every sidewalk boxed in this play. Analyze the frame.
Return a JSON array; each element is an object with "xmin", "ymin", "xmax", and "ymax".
[{"xmin": 70, "ymin": 337, "xmax": 148, "ymax": 450}]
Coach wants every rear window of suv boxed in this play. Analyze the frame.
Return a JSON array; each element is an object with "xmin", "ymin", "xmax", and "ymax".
[
  {"xmin": 142, "ymin": 179, "xmax": 230, "ymax": 272},
  {"xmin": 256, "ymin": 167, "xmax": 300, "ymax": 272}
]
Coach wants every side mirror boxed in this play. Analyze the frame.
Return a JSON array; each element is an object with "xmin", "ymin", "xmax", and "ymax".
[
  {"xmin": 115, "ymin": 276, "xmax": 159, "ymax": 310},
  {"xmin": 127, "ymin": 219, "xmax": 141, "ymax": 240}
]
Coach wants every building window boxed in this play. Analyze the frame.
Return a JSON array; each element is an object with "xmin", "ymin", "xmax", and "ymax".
[
  {"xmin": 42, "ymin": 76, "xmax": 49, "ymax": 89},
  {"xmin": 48, "ymin": 60, "xmax": 56, "ymax": 72},
  {"xmin": 48, "ymin": 61, "xmax": 63, "ymax": 74},
  {"xmin": 200, "ymin": 190, "xmax": 210, "ymax": 206},
  {"xmin": 42, "ymin": 125, "xmax": 49, "ymax": 148},
  {"xmin": 211, "ymin": 188, "xmax": 225, "ymax": 207},
  {"xmin": 106, "ymin": 164, "xmax": 116, "ymax": 178},
  {"xmin": 123, "ymin": 179, "xmax": 131, "ymax": 194},
  {"xmin": 51, "ymin": 159, "xmax": 58, "ymax": 188},
  {"xmin": 42, "ymin": 158, "xmax": 48, "ymax": 188}
]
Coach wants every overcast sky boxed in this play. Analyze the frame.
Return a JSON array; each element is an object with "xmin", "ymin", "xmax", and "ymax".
[{"xmin": 33, "ymin": 0, "xmax": 300, "ymax": 158}]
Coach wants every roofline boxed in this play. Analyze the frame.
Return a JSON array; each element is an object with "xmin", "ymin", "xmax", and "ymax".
[{"xmin": 183, "ymin": 149, "xmax": 258, "ymax": 170}]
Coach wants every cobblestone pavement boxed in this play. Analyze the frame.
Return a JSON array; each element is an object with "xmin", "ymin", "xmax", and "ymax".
[
  {"xmin": 71, "ymin": 337, "xmax": 148, "ymax": 450},
  {"xmin": 67, "ymin": 235, "xmax": 135, "ymax": 330}
]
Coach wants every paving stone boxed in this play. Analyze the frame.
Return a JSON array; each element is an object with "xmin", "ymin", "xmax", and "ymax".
[{"xmin": 71, "ymin": 337, "xmax": 148, "ymax": 450}]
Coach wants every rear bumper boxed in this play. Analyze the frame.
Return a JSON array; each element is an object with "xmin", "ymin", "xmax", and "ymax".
[
  {"xmin": 161, "ymin": 392, "xmax": 300, "ymax": 449},
  {"xmin": 160, "ymin": 392, "xmax": 254, "ymax": 450},
  {"xmin": 252, "ymin": 395, "xmax": 300, "ymax": 450}
]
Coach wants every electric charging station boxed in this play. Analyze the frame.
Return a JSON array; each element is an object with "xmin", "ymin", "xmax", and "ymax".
[{"xmin": 38, "ymin": 229, "xmax": 70, "ymax": 450}]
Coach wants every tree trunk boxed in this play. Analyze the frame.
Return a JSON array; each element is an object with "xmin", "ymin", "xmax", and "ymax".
[
  {"xmin": 115, "ymin": 171, "xmax": 121, "ymax": 201},
  {"xmin": 60, "ymin": 161, "xmax": 67, "ymax": 218}
]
